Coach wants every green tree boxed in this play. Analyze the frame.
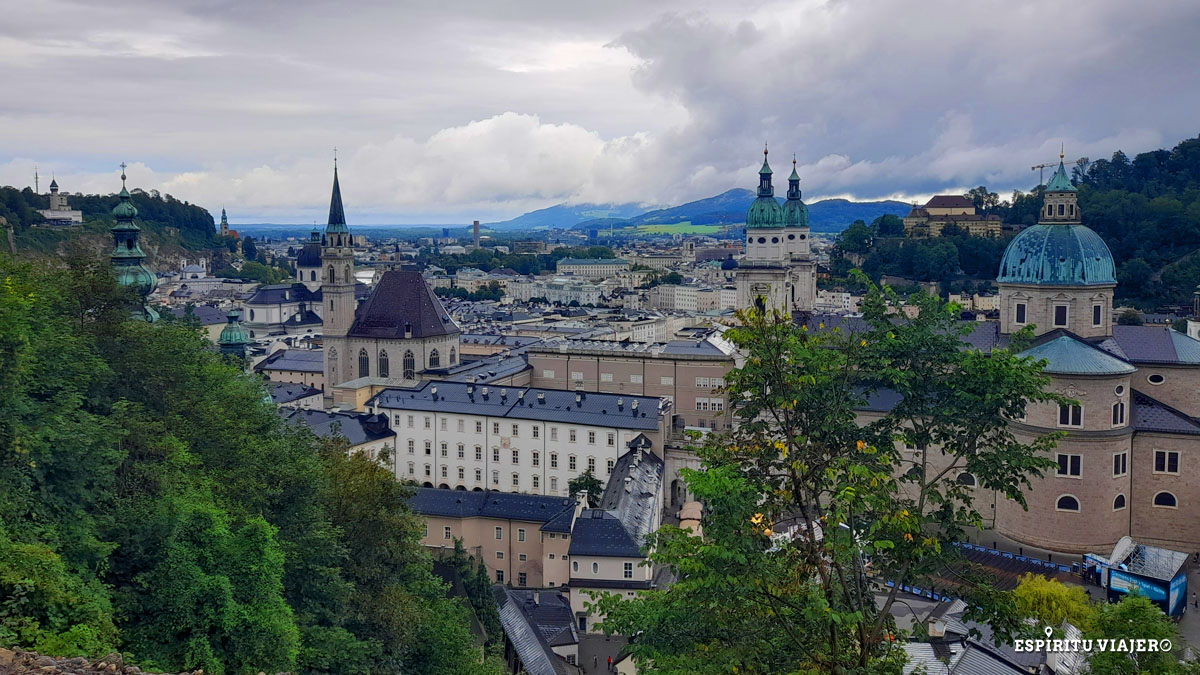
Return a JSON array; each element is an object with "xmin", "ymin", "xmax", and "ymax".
[
  {"xmin": 242, "ymin": 236, "xmax": 258, "ymax": 261},
  {"xmin": 965, "ymin": 186, "xmax": 1000, "ymax": 213},
  {"xmin": 873, "ymin": 214, "xmax": 905, "ymax": 237},
  {"xmin": 837, "ymin": 220, "xmax": 874, "ymax": 254},
  {"xmin": 1012, "ymin": 574, "xmax": 1095, "ymax": 630},
  {"xmin": 568, "ymin": 470, "xmax": 604, "ymax": 506},
  {"xmin": 597, "ymin": 279, "xmax": 1061, "ymax": 673},
  {"xmin": 1118, "ymin": 309, "xmax": 1144, "ymax": 325},
  {"xmin": 1085, "ymin": 596, "xmax": 1186, "ymax": 675}
]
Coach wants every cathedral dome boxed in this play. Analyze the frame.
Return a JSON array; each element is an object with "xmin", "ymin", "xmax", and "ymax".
[
  {"xmin": 997, "ymin": 223, "xmax": 1116, "ymax": 286},
  {"xmin": 114, "ymin": 262, "xmax": 158, "ymax": 297},
  {"xmin": 746, "ymin": 197, "xmax": 785, "ymax": 229},
  {"xmin": 781, "ymin": 198, "xmax": 808, "ymax": 228}
]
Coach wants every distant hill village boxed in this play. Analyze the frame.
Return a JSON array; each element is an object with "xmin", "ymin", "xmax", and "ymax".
[{"xmin": 67, "ymin": 145, "xmax": 1200, "ymax": 674}]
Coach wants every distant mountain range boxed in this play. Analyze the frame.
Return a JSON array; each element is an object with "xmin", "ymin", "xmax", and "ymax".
[{"xmin": 486, "ymin": 188, "xmax": 911, "ymax": 233}]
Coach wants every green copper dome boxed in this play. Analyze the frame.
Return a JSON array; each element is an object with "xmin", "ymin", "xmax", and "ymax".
[
  {"xmin": 997, "ymin": 223, "xmax": 1116, "ymax": 286},
  {"xmin": 746, "ymin": 148, "xmax": 785, "ymax": 229},
  {"xmin": 109, "ymin": 169, "xmax": 158, "ymax": 320},
  {"xmin": 782, "ymin": 160, "xmax": 809, "ymax": 228},
  {"xmin": 112, "ymin": 187, "xmax": 139, "ymax": 219},
  {"xmin": 218, "ymin": 309, "xmax": 251, "ymax": 358},
  {"xmin": 1045, "ymin": 161, "xmax": 1076, "ymax": 192}
]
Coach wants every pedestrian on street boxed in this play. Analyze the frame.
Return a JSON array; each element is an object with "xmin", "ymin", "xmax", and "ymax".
[{"xmin": 1192, "ymin": 591, "xmax": 1197, "ymax": 609}]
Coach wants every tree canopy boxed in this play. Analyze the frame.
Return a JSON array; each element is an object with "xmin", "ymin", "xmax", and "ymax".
[{"xmin": 0, "ymin": 250, "xmax": 502, "ymax": 675}]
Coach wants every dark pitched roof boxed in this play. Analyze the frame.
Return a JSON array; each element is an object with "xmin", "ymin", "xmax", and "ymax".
[
  {"xmin": 409, "ymin": 488, "xmax": 577, "ymax": 529},
  {"xmin": 1132, "ymin": 389, "xmax": 1200, "ymax": 436},
  {"xmin": 270, "ymin": 381, "xmax": 322, "ymax": 404},
  {"xmin": 347, "ymin": 270, "xmax": 461, "ymax": 339},
  {"xmin": 598, "ymin": 448, "xmax": 663, "ymax": 550},
  {"xmin": 283, "ymin": 310, "xmax": 322, "ymax": 327},
  {"xmin": 245, "ymin": 283, "xmax": 320, "ymax": 305},
  {"xmin": 282, "ymin": 408, "xmax": 391, "ymax": 446},
  {"xmin": 168, "ymin": 304, "xmax": 227, "ymax": 325},
  {"xmin": 568, "ymin": 510, "xmax": 642, "ymax": 557},
  {"xmin": 295, "ymin": 241, "xmax": 322, "ymax": 267},
  {"xmin": 370, "ymin": 381, "xmax": 663, "ymax": 430},
  {"xmin": 493, "ymin": 586, "xmax": 581, "ymax": 675},
  {"xmin": 925, "ymin": 195, "xmax": 974, "ymax": 209},
  {"xmin": 1106, "ymin": 325, "xmax": 1200, "ymax": 365},
  {"xmin": 254, "ymin": 348, "xmax": 324, "ymax": 373}
]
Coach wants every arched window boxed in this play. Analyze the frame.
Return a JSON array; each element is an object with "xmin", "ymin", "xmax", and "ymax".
[
  {"xmin": 403, "ymin": 350, "xmax": 415, "ymax": 379},
  {"xmin": 956, "ymin": 472, "xmax": 976, "ymax": 486},
  {"xmin": 310, "ymin": 270, "xmax": 316, "ymax": 281},
  {"xmin": 449, "ymin": 347, "xmax": 457, "ymax": 365},
  {"xmin": 1153, "ymin": 491, "xmax": 1177, "ymax": 508},
  {"xmin": 1113, "ymin": 494, "xmax": 1127, "ymax": 510},
  {"xmin": 429, "ymin": 349, "xmax": 440, "ymax": 368},
  {"xmin": 378, "ymin": 350, "xmax": 389, "ymax": 378},
  {"xmin": 344, "ymin": 265, "xmax": 352, "ymax": 283},
  {"xmin": 1056, "ymin": 495, "xmax": 1080, "ymax": 512},
  {"xmin": 248, "ymin": 309, "xmax": 255, "ymax": 321},
  {"xmin": 328, "ymin": 265, "xmax": 335, "ymax": 282},
  {"xmin": 358, "ymin": 349, "xmax": 370, "ymax": 377}
]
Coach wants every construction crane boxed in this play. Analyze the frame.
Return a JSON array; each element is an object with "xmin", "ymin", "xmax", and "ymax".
[{"xmin": 1032, "ymin": 157, "xmax": 1088, "ymax": 185}]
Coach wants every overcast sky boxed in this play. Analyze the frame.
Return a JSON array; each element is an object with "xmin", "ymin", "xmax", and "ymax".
[{"xmin": 2, "ymin": 0, "xmax": 1198, "ymax": 224}]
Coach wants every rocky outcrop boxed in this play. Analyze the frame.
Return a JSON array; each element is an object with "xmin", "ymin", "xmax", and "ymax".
[{"xmin": 0, "ymin": 648, "xmax": 287, "ymax": 675}]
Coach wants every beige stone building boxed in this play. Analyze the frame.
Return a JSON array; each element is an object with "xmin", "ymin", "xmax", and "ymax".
[{"xmin": 903, "ymin": 195, "xmax": 1003, "ymax": 238}]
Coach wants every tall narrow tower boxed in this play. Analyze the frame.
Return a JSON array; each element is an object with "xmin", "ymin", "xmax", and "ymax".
[
  {"xmin": 220, "ymin": 208, "xmax": 230, "ymax": 237},
  {"xmin": 322, "ymin": 160, "xmax": 356, "ymax": 399},
  {"xmin": 110, "ymin": 164, "xmax": 158, "ymax": 322}
]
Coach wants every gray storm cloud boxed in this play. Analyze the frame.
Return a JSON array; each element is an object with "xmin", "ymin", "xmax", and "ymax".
[{"xmin": 1, "ymin": 0, "xmax": 1197, "ymax": 223}]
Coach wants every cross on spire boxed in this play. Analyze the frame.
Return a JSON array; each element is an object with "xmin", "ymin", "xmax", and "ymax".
[
  {"xmin": 333, "ymin": 147, "xmax": 338, "ymax": 168},
  {"xmin": 119, "ymin": 162, "xmax": 128, "ymax": 187}
]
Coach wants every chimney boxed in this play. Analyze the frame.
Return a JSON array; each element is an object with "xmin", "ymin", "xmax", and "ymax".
[
  {"xmin": 537, "ymin": 392, "xmax": 545, "ymax": 403},
  {"xmin": 632, "ymin": 400, "xmax": 639, "ymax": 411},
  {"xmin": 481, "ymin": 387, "xmax": 489, "ymax": 397},
  {"xmin": 533, "ymin": 590, "xmax": 541, "ymax": 605},
  {"xmin": 473, "ymin": 220, "xmax": 480, "ymax": 247}
]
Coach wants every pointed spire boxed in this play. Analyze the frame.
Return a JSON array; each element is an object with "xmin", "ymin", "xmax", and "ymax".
[
  {"xmin": 757, "ymin": 143, "xmax": 774, "ymax": 197},
  {"xmin": 326, "ymin": 160, "xmax": 349, "ymax": 232},
  {"xmin": 220, "ymin": 207, "xmax": 229, "ymax": 226},
  {"xmin": 1046, "ymin": 145, "xmax": 1077, "ymax": 193},
  {"xmin": 759, "ymin": 143, "xmax": 772, "ymax": 175}
]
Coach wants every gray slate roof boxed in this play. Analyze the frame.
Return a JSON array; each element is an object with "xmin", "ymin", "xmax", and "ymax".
[
  {"xmin": 246, "ymin": 283, "xmax": 320, "ymax": 305},
  {"xmin": 255, "ymin": 348, "xmax": 324, "ymax": 373},
  {"xmin": 1132, "ymin": 389, "xmax": 1200, "ymax": 436},
  {"xmin": 168, "ymin": 304, "xmax": 227, "ymax": 326},
  {"xmin": 270, "ymin": 381, "xmax": 322, "ymax": 404},
  {"xmin": 1106, "ymin": 325, "xmax": 1200, "ymax": 365},
  {"xmin": 493, "ymin": 586, "xmax": 580, "ymax": 675},
  {"xmin": 568, "ymin": 510, "xmax": 642, "ymax": 557},
  {"xmin": 349, "ymin": 270, "xmax": 460, "ymax": 339},
  {"xmin": 281, "ymin": 408, "xmax": 391, "ymax": 446},
  {"xmin": 409, "ymin": 488, "xmax": 576, "ymax": 531},
  {"xmin": 370, "ymin": 381, "xmax": 663, "ymax": 430},
  {"xmin": 598, "ymin": 447, "xmax": 662, "ymax": 553}
]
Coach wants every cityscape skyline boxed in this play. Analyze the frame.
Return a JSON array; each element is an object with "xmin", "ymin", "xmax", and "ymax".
[{"xmin": 2, "ymin": 0, "xmax": 1198, "ymax": 224}]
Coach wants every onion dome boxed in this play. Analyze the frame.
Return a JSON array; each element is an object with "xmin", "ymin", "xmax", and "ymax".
[
  {"xmin": 746, "ymin": 145, "xmax": 785, "ymax": 229},
  {"xmin": 781, "ymin": 157, "xmax": 809, "ymax": 228},
  {"xmin": 720, "ymin": 254, "xmax": 739, "ymax": 270},
  {"xmin": 218, "ymin": 309, "xmax": 251, "ymax": 358},
  {"xmin": 112, "ymin": 186, "xmax": 139, "ymax": 220},
  {"xmin": 109, "ymin": 166, "xmax": 158, "ymax": 320},
  {"xmin": 997, "ymin": 224, "xmax": 1116, "ymax": 286}
]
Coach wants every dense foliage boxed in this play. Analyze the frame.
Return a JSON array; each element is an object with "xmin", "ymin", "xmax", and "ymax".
[
  {"xmin": 831, "ymin": 135, "xmax": 1200, "ymax": 306},
  {"xmin": 0, "ymin": 186, "xmax": 216, "ymax": 251},
  {"xmin": 597, "ymin": 282, "xmax": 1062, "ymax": 673},
  {"xmin": 0, "ymin": 250, "xmax": 501, "ymax": 675}
]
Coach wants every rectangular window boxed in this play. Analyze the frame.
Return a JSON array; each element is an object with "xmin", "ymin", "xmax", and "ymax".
[
  {"xmin": 1112, "ymin": 402, "xmax": 1126, "ymax": 426},
  {"xmin": 606, "ymin": 458, "xmax": 615, "ymax": 474},
  {"xmin": 440, "ymin": 466, "xmax": 447, "ymax": 478},
  {"xmin": 512, "ymin": 449, "xmax": 519, "ymax": 464},
  {"xmin": 493, "ymin": 448, "xmax": 500, "ymax": 462},
  {"xmin": 512, "ymin": 424, "xmax": 519, "ymax": 437},
  {"xmin": 550, "ymin": 427, "xmax": 558, "ymax": 441},
  {"xmin": 1113, "ymin": 452, "xmax": 1128, "ymax": 477},
  {"xmin": 444, "ymin": 526, "xmax": 452, "ymax": 540},
  {"xmin": 588, "ymin": 457, "xmax": 596, "ymax": 472},
  {"xmin": 1058, "ymin": 403, "xmax": 1083, "ymax": 427},
  {"xmin": 542, "ymin": 369, "xmax": 555, "ymax": 379},
  {"xmin": 569, "ymin": 429, "xmax": 577, "ymax": 443},
  {"xmin": 623, "ymin": 562, "xmax": 633, "ymax": 579},
  {"xmin": 532, "ymin": 451, "xmax": 540, "ymax": 467},
  {"xmin": 407, "ymin": 415, "xmax": 414, "ymax": 428},
  {"xmin": 424, "ymin": 416, "xmax": 431, "ymax": 429},
  {"xmin": 457, "ymin": 444, "xmax": 464, "ymax": 459},
  {"xmin": 407, "ymin": 439, "xmax": 414, "ymax": 454},
  {"xmin": 493, "ymin": 422, "xmax": 500, "ymax": 434},
  {"xmin": 532, "ymin": 426, "xmax": 540, "ymax": 439},
  {"xmin": 550, "ymin": 453, "xmax": 558, "ymax": 469},
  {"xmin": 457, "ymin": 419, "xmax": 465, "ymax": 432},
  {"xmin": 569, "ymin": 456, "xmax": 577, "ymax": 471},
  {"xmin": 550, "ymin": 477, "xmax": 558, "ymax": 491},
  {"xmin": 532, "ymin": 475, "xmax": 539, "ymax": 489},
  {"xmin": 571, "ymin": 371, "xmax": 584, "ymax": 381},
  {"xmin": 475, "ymin": 446, "xmax": 482, "ymax": 461},
  {"xmin": 600, "ymin": 373, "xmax": 613, "ymax": 382},
  {"xmin": 1054, "ymin": 305, "xmax": 1068, "ymax": 327},
  {"xmin": 476, "ymin": 421, "xmax": 483, "ymax": 433},
  {"xmin": 495, "ymin": 527, "xmax": 503, "ymax": 540},
  {"xmin": 1016, "ymin": 303, "xmax": 1027, "ymax": 324},
  {"xmin": 457, "ymin": 467, "xmax": 463, "ymax": 479},
  {"xmin": 696, "ymin": 377, "xmax": 708, "ymax": 387},
  {"xmin": 661, "ymin": 376, "xmax": 674, "ymax": 385},
  {"xmin": 588, "ymin": 431, "xmax": 596, "ymax": 444},
  {"xmin": 496, "ymin": 570, "xmax": 504, "ymax": 583},
  {"xmin": 424, "ymin": 440, "xmax": 432, "ymax": 455},
  {"xmin": 519, "ymin": 553, "xmax": 527, "ymax": 561},
  {"xmin": 496, "ymin": 551, "xmax": 504, "ymax": 560},
  {"xmin": 440, "ymin": 418, "xmax": 447, "ymax": 431},
  {"xmin": 440, "ymin": 443, "xmax": 447, "ymax": 457},
  {"xmin": 512, "ymin": 473, "xmax": 519, "ymax": 488},
  {"xmin": 1056, "ymin": 453, "xmax": 1082, "ymax": 477},
  {"xmin": 518, "ymin": 528, "xmax": 526, "ymax": 542},
  {"xmin": 492, "ymin": 470, "xmax": 499, "ymax": 485},
  {"xmin": 712, "ymin": 399, "xmax": 725, "ymax": 412},
  {"xmin": 607, "ymin": 432, "xmax": 615, "ymax": 446},
  {"xmin": 475, "ymin": 468, "xmax": 482, "ymax": 482},
  {"xmin": 1155, "ymin": 450, "xmax": 1180, "ymax": 474},
  {"xmin": 518, "ymin": 572, "xmax": 527, "ymax": 587},
  {"xmin": 631, "ymin": 374, "xmax": 643, "ymax": 384},
  {"xmin": 696, "ymin": 397, "xmax": 709, "ymax": 411}
]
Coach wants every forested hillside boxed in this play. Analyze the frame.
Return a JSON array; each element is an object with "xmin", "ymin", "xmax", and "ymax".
[
  {"xmin": 832, "ymin": 134, "xmax": 1200, "ymax": 305},
  {"xmin": 0, "ymin": 250, "xmax": 502, "ymax": 675},
  {"xmin": 0, "ymin": 186, "xmax": 216, "ymax": 253}
]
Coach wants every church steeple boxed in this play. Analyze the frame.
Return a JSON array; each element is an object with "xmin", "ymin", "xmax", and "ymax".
[
  {"xmin": 758, "ymin": 144, "xmax": 774, "ymax": 197},
  {"xmin": 109, "ymin": 164, "xmax": 158, "ymax": 322},
  {"xmin": 787, "ymin": 156, "xmax": 801, "ymax": 201},
  {"xmin": 219, "ymin": 207, "xmax": 230, "ymax": 236},
  {"xmin": 327, "ymin": 159, "xmax": 348, "ymax": 233},
  {"xmin": 1042, "ymin": 147, "xmax": 1081, "ymax": 224},
  {"xmin": 218, "ymin": 309, "xmax": 250, "ymax": 360}
]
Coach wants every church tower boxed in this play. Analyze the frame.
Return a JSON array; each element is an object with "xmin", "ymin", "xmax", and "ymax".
[
  {"xmin": 737, "ymin": 146, "xmax": 792, "ymax": 313},
  {"xmin": 219, "ymin": 208, "xmax": 230, "ymax": 237},
  {"xmin": 109, "ymin": 165, "xmax": 158, "ymax": 322},
  {"xmin": 322, "ymin": 160, "xmax": 356, "ymax": 401},
  {"xmin": 996, "ymin": 151, "xmax": 1115, "ymax": 338},
  {"xmin": 782, "ymin": 158, "xmax": 816, "ymax": 312}
]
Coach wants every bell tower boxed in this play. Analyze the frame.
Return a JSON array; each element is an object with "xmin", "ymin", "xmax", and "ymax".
[{"xmin": 322, "ymin": 158, "xmax": 356, "ymax": 400}]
